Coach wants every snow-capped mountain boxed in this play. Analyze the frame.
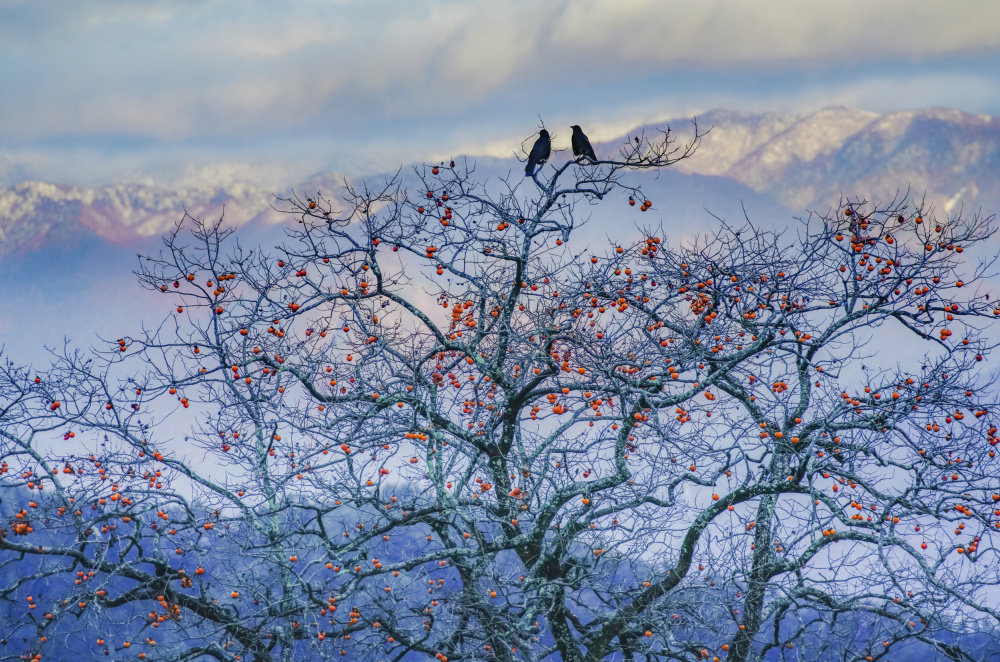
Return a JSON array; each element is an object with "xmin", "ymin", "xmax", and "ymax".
[
  {"xmin": 659, "ymin": 106, "xmax": 1000, "ymax": 216},
  {"xmin": 0, "ymin": 106, "xmax": 997, "ymax": 361},
  {"xmin": 2, "ymin": 107, "xmax": 996, "ymax": 261},
  {"xmin": 0, "ymin": 180, "xmax": 287, "ymax": 258}
]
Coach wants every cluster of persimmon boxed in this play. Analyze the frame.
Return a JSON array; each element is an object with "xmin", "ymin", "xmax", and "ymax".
[{"xmin": 5, "ymin": 133, "xmax": 1000, "ymax": 662}]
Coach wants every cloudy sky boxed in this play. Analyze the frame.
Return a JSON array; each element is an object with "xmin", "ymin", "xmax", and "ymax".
[{"xmin": 2, "ymin": 0, "xmax": 999, "ymax": 187}]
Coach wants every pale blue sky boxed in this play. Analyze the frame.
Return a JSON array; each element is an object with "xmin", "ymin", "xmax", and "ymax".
[{"xmin": 2, "ymin": 0, "xmax": 999, "ymax": 186}]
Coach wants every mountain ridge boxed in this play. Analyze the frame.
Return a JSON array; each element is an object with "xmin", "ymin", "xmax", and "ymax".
[{"xmin": 1, "ymin": 106, "xmax": 997, "ymax": 260}]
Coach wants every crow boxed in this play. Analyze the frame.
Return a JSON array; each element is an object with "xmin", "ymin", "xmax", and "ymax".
[
  {"xmin": 570, "ymin": 125, "xmax": 597, "ymax": 163},
  {"xmin": 524, "ymin": 129, "xmax": 551, "ymax": 177}
]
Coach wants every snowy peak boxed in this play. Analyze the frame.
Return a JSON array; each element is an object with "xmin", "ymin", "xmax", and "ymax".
[
  {"xmin": 724, "ymin": 107, "xmax": 880, "ymax": 192},
  {"xmin": 608, "ymin": 106, "xmax": 999, "ymax": 215},
  {"xmin": 0, "ymin": 180, "xmax": 284, "ymax": 257},
  {"xmin": 670, "ymin": 109, "xmax": 802, "ymax": 176},
  {"xmin": 773, "ymin": 107, "xmax": 1000, "ymax": 213}
]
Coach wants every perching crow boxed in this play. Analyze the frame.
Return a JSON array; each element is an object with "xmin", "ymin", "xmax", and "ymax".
[
  {"xmin": 570, "ymin": 125, "xmax": 597, "ymax": 163},
  {"xmin": 524, "ymin": 129, "xmax": 551, "ymax": 177}
]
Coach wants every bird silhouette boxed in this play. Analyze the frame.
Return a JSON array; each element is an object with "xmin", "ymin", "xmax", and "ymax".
[
  {"xmin": 524, "ymin": 129, "xmax": 551, "ymax": 177},
  {"xmin": 570, "ymin": 125, "xmax": 597, "ymax": 163}
]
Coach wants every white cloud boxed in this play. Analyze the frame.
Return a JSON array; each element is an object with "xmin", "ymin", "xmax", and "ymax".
[
  {"xmin": 553, "ymin": 0, "xmax": 1000, "ymax": 64},
  {"xmin": 0, "ymin": 0, "xmax": 998, "ymax": 186},
  {"xmin": 3, "ymin": 0, "xmax": 998, "ymax": 140}
]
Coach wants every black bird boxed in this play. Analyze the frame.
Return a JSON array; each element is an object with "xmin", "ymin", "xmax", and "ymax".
[
  {"xmin": 570, "ymin": 125, "xmax": 597, "ymax": 163},
  {"xmin": 524, "ymin": 129, "xmax": 551, "ymax": 177}
]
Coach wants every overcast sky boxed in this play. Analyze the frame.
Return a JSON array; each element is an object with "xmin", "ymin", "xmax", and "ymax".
[{"xmin": 2, "ymin": 0, "xmax": 999, "ymax": 187}]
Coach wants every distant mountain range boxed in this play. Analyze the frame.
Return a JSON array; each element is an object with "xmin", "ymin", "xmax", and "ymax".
[
  {"xmin": 0, "ymin": 179, "xmax": 284, "ymax": 259},
  {"xmin": 1, "ymin": 106, "xmax": 998, "ymax": 361},
  {"xmin": 667, "ymin": 107, "xmax": 999, "ymax": 215},
  {"xmin": 2, "ymin": 106, "xmax": 997, "ymax": 261}
]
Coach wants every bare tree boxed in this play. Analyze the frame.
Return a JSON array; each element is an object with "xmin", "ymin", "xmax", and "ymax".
[{"xmin": 3, "ymin": 124, "xmax": 1000, "ymax": 662}]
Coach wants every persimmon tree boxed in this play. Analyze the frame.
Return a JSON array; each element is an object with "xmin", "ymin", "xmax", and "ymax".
[{"xmin": 3, "ymin": 123, "xmax": 1000, "ymax": 662}]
